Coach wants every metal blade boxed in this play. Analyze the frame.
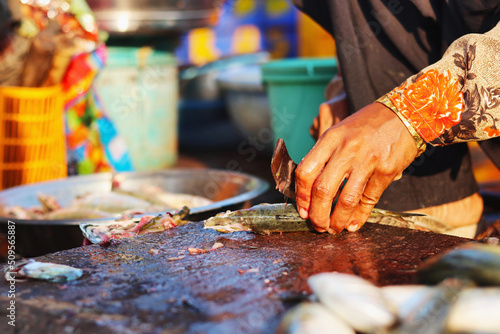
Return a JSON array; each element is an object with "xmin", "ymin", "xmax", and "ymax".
[{"xmin": 271, "ymin": 139, "xmax": 297, "ymax": 199}]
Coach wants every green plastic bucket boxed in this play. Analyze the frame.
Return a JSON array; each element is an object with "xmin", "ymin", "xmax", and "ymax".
[
  {"xmin": 95, "ymin": 47, "xmax": 178, "ymax": 171},
  {"xmin": 261, "ymin": 58, "xmax": 338, "ymax": 162}
]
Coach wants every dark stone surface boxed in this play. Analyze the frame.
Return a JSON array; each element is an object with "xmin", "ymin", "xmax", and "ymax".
[{"xmin": 0, "ymin": 222, "xmax": 469, "ymax": 334}]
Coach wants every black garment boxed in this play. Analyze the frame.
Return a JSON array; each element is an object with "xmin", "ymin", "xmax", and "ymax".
[
  {"xmin": 0, "ymin": 1, "xmax": 15, "ymax": 52},
  {"xmin": 294, "ymin": 0, "xmax": 500, "ymax": 211}
]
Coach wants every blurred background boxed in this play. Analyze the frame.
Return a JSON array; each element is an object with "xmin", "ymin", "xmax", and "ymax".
[
  {"xmin": 0, "ymin": 0, "xmax": 340, "ymax": 258},
  {"xmin": 0, "ymin": 0, "xmax": 499, "ymax": 259},
  {"xmin": 0, "ymin": 0, "xmax": 498, "ymax": 191}
]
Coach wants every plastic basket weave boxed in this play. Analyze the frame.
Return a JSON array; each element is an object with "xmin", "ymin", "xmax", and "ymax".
[{"xmin": 0, "ymin": 85, "xmax": 67, "ymax": 189}]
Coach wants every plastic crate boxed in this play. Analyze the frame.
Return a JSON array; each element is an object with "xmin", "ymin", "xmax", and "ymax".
[{"xmin": 0, "ymin": 85, "xmax": 67, "ymax": 189}]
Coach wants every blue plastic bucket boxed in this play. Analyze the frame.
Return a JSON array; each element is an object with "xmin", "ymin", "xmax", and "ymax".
[{"xmin": 261, "ymin": 58, "xmax": 338, "ymax": 162}]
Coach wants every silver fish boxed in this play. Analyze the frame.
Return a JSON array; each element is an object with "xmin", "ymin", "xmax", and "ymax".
[
  {"xmin": 277, "ymin": 302, "xmax": 354, "ymax": 334},
  {"xmin": 381, "ymin": 285, "xmax": 436, "ymax": 321},
  {"xmin": 204, "ymin": 203, "xmax": 449, "ymax": 234},
  {"xmin": 447, "ymin": 287, "xmax": 500, "ymax": 333},
  {"xmin": 417, "ymin": 243, "xmax": 500, "ymax": 286},
  {"xmin": 6, "ymin": 260, "xmax": 83, "ymax": 282},
  {"xmin": 115, "ymin": 185, "xmax": 213, "ymax": 209},
  {"xmin": 45, "ymin": 208, "xmax": 111, "ymax": 220},
  {"xmin": 71, "ymin": 192, "xmax": 160, "ymax": 214},
  {"xmin": 308, "ymin": 272, "xmax": 396, "ymax": 333},
  {"xmin": 382, "ymin": 285, "xmax": 500, "ymax": 333}
]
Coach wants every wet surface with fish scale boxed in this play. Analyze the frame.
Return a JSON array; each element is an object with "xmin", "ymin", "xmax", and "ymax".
[{"xmin": 0, "ymin": 221, "xmax": 469, "ymax": 334}]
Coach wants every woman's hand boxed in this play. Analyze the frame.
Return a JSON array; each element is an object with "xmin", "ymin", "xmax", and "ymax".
[{"xmin": 295, "ymin": 102, "xmax": 418, "ymax": 233}]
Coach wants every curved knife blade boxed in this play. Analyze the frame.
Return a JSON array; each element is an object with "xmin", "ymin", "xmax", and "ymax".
[{"xmin": 270, "ymin": 138, "xmax": 297, "ymax": 199}]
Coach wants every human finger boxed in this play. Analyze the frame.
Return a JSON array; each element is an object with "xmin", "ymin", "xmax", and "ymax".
[
  {"xmin": 307, "ymin": 158, "xmax": 349, "ymax": 232},
  {"xmin": 342, "ymin": 175, "xmax": 391, "ymax": 232},
  {"xmin": 295, "ymin": 134, "xmax": 337, "ymax": 219},
  {"xmin": 326, "ymin": 168, "xmax": 370, "ymax": 233}
]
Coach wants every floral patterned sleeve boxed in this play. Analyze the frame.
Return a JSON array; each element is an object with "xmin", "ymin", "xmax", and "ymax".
[{"xmin": 383, "ymin": 21, "xmax": 500, "ymax": 146}]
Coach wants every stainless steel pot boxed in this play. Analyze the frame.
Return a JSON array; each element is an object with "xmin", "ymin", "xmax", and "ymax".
[{"xmin": 86, "ymin": 0, "xmax": 219, "ymax": 34}]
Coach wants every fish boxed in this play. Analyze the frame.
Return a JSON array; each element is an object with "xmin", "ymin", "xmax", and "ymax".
[
  {"xmin": 386, "ymin": 278, "xmax": 468, "ymax": 334},
  {"xmin": 80, "ymin": 206, "xmax": 190, "ymax": 244},
  {"xmin": 204, "ymin": 203, "xmax": 316, "ymax": 234},
  {"xmin": 0, "ymin": 205, "xmax": 39, "ymax": 219},
  {"xmin": 382, "ymin": 285, "xmax": 500, "ymax": 333},
  {"xmin": 417, "ymin": 242, "xmax": 500, "ymax": 286},
  {"xmin": 385, "ymin": 243, "xmax": 500, "ymax": 334},
  {"xmin": 203, "ymin": 203, "xmax": 450, "ymax": 235},
  {"xmin": 289, "ymin": 275, "xmax": 500, "ymax": 334},
  {"xmin": 381, "ymin": 285, "xmax": 436, "ymax": 321},
  {"xmin": 2, "ymin": 186, "xmax": 212, "ymax": 221},
  {"xmin": 114, "ymin": 185, "xmax": 213, "ymax": 209},
  {"xmin": 70, "ymin": 192, "xmax": 162, "ymax": 214},
  {"xmin": 277, "ymin": 302, "xmax": 355, "ymax": 334},
  {"xmin": 364, "ymin": 208, "xmax": 450, "ymax": 233},
  {"xmin": 307, "ymin": 272, "xmax": 397, "ymax": 333},
  {"xmin": 446, "ymin": 287, "xmax": 500, "ymax": 333},
  {"xmin": 44, "ymin": 208, "xmax": 112, "ymax": 220},
  {"xmin": 37, "ymin": 193, "xmax": 61, "ymax": 212},
  {"xmin": 6, "ymin": 259, "xmax": 83, "ymax": 282}
]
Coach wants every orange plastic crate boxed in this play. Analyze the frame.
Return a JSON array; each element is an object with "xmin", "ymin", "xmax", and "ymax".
[{"xmin": 0, "ymin": 85, "xmax": 67, "ymax": 189}]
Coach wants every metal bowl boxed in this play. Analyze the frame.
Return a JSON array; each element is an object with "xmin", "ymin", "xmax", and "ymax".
[
  {"xmin": 0, "ymin": 169, "xmax": 268, "ymax": 257},
  {"xmin": 86, "ymin": 0, "xmax": 219, "ymax": 34},
  {"xmin": 217, "ymin": 64, "xmax": 272, "ymax": 142}
]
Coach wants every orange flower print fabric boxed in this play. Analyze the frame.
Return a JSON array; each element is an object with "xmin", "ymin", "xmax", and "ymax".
[
  {"xmin": 485, "ymin": 125, "xmax": 500, "ymax": 138},
  {"xmin": 387, "ymin": 69, "xmax": 464, "ymax": 142},
  {"xmin": 382, "ymin": 23, "xmax": 500, "ymax": 146}
]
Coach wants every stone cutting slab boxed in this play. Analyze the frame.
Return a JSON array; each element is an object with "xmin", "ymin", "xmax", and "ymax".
[{"xmin": 0, "ymin": 221, "xmax": 469, "ymax": 333}]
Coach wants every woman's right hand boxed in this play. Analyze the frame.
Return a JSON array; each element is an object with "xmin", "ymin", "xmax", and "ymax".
[{"xmin": 297, "ymin": 102, "xmax": 419, "ymax": 233}]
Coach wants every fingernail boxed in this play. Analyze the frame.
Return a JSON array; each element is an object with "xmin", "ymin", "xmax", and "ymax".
[
  {"xmin": 347, "ymin": 222, "xmax": 359, "ymax": 232},
  {"xmin": 315, "ymin": 227, "xmax": 327, "ymax": 233},
  {"xmin": 326, "ymin": 227, "xmax": 337, "ymax": 235},
  {"xmin": 299, "ymin": 208, "xmax": 308, "ymax": 219}
]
